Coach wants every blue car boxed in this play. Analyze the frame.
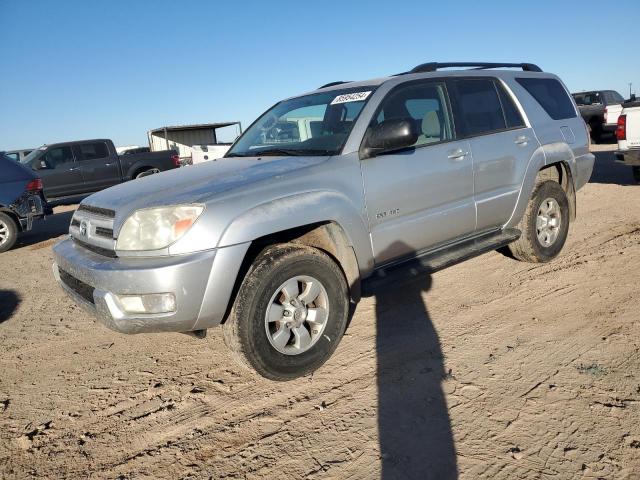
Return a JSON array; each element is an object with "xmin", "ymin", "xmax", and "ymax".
[{"xmin": 0, "ymin": 153, "xmax": 50, "ymax": 252}]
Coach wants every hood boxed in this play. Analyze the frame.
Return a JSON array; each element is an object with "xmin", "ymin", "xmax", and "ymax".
[{"xmin": 83, "ymin": 155, "xmax": 327, "ymax": 214}]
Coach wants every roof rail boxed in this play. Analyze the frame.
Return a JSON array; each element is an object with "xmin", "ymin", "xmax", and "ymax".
[
  {"xmin": 408, "ymin": 62, "xmax": 543, "ymax": 74},
  {"xmin": 318, "ymin": 81, "xmax": 352, "ymax": 89}
]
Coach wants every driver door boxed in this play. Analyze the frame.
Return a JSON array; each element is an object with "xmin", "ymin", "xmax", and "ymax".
[
  {"xmin": 360, "ymin": 80, "xmax": 476, "ymax": 265},
  {"xmin": 34, "ymin": 146, "xmax": 84, "ymax": 200}
]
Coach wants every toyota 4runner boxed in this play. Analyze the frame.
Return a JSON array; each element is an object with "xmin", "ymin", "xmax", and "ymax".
[{"xmin": 53, "ymin": 62, "xmax": 594, "ymax": 380}]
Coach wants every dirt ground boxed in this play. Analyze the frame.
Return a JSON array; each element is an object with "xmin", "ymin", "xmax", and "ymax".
[{"xmin": 1, "ymin": 144, "xmax": 639, "ymax": 479}]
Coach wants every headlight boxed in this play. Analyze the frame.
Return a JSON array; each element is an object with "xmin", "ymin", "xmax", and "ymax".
[{"xmin": 116, "ymin": 205, "xmax": 204, "ymax": 251}]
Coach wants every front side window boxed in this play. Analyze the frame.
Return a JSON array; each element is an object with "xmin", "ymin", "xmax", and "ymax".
[
  {"xmin": 450, "ymin": 78, "xmax": 506, "ymax": 137},
  {"xmin": 516, "ymin": 77, "xmax": 577, "ymax": 120},
  {"xmin": 370, "ymin": 81, "xmax": 454, "ymax": 147},
  {"xmin": 75, "ymin": 142, "xmax": 109, "ymax": 161},
  {"xmin": 44, "ymin": 146, "xmax": 74, "ymax": 169},
  {"xmin": 226, "ymin": 87, "xmax": 375, "ymax": 157}
]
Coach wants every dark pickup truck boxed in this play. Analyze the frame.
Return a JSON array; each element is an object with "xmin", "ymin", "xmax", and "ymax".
[
  {"xmin": 20, "ymin": 139, "xmax": 179, "ymax": 201},
  {"xmin": 572, "ymin": 90, "xmax": 624, "ymax": 142}
]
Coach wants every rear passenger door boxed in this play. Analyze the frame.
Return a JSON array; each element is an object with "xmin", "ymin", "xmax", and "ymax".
[
  {"xmin": 448, "ymin": 78, "xmax": 538, "ymax": 233},
  {"xmin": 360, "ymin": 80, "xmax": 476, "ymax": 264},
  {"xmin": 73, "ymin": 141, "xmax": 120, "ymax": 193}
]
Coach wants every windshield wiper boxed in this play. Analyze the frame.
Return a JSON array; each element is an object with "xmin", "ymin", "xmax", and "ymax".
[{"xmin": 227, "ymin": 148, "xmax": 336, "ymax": 158}]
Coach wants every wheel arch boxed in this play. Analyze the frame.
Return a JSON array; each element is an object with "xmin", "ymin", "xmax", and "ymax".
[
  {"xmin": 505, "ymin": 144, "xmax": 577, "ymax": 229},
  {"xmin": 0, "ymin": 208, "xmax": 22, "ymax": 232}
]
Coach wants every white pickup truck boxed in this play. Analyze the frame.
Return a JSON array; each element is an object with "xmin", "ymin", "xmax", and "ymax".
[{"xmin": 615, "ymin": 99, "xmax": 640, "ymax": 183}]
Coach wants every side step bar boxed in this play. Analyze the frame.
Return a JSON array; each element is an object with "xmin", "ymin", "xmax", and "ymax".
[{"xmin": 362, "ymin": 228, "xmax": 521, "ymax": 295}]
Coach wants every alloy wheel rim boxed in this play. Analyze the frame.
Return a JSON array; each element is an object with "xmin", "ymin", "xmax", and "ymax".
[
  {"xmin": 264, "ymin": 275, "xmax": 329, "ymax": 355},
  {"xmin": 0, "ymin": 220, "xmax": 8, "ymax": 246},
  {"xmin": 536, "ymin": 197, "xmax": 561, "ymax": 247}
]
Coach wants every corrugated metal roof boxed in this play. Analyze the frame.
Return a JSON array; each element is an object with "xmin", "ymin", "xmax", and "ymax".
[{"xmin": 148, "ymin": 122, "xmax": 240, "ymax": 134}]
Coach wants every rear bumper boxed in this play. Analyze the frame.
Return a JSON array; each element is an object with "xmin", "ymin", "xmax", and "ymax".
[
  {"xmin": 615, "ymin": 149, "xmax": 640, "ymax": 166},
  {"xmin": 15, "ymin": 194, "xmax": 46, "ymax": 232},
  {"xmin": 52, "ymin": 238, "xmax": 249, "ymax": 334}
]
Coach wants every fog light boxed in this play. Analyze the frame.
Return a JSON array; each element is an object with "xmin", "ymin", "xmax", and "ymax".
[{"xmin": 115, "ymin": 293, "xmax": 176, "ymax": 314}]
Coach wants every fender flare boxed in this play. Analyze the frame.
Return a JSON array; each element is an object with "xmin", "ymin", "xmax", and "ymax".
[
  {"xmin": 218, "ymin": 190, "xmax": 375, "ymax": 278},
  {"xmin": 505, "ymin": 143, "xmax": 577, "ymax": 229}
]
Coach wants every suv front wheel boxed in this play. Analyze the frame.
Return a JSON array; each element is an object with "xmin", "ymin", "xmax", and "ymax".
[
  {"xmin": 223, "ymin": 243, "xmax": 349, "ymax": 380},
  {"xmin": 507, "ymin": 180, "xmax": 570, "ymax": 263}
]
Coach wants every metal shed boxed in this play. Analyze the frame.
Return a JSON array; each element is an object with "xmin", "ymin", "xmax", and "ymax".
[{"xmin": 147, "ymin": 122, "xmax": 242, "ymax": 160}]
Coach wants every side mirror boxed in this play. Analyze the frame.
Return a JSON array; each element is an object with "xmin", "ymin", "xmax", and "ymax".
[{"xmin": 361, "ymin": 118, "xmax": 419, "ymax": 159}]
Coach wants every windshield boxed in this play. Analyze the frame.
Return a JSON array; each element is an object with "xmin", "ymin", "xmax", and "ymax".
[
  {"xmin": 226, "ymin": 87, "xmax": 375, "ymax": 157},
  {"xmin": 21, "ymin": 147, "xmax": 45, "ymax": 165}
]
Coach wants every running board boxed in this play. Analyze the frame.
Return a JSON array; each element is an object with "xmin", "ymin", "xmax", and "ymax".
[{"xmin": 362, "ymin": 228, "xmax": 521, "ymax": 295}]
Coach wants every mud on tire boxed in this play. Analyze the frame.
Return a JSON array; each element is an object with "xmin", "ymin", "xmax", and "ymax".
[
  {"xmin": 222, "ymin": 243, "xmax": 349, "ymax": 381},
  {"xmin": 507, "ymin": 180, "xmax": 570, "ymax": 263}
]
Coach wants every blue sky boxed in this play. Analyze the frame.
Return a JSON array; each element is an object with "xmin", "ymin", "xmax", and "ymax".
[{"xmin": 1, "ymin": 0, "xmax": 638, "ymax": 150}]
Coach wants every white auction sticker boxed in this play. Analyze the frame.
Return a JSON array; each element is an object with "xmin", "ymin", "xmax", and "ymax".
[{"xmin": 330, "ymin": 91, "xmax": 372, "ymax": 105}]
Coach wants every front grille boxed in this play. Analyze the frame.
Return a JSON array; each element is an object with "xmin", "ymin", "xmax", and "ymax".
[
  {"xmin": 59, "ymin": 268, "xmax": 95, "ymax": 304},
  {"xmin": 78, "ymin": 204, "xmax": 115, "ymax": 218},
  {"xmin": 94, "ymin": 226, "xmax": 114, "ymax": 238},
  {"xmin": 73, "ymin": 237, "xmax": 118, "ymax": 258}
]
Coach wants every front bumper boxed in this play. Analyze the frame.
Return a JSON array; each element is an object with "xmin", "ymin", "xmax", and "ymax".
[
  {"xmin": 52, "ymin": 238, "xmax": 249, "ymax": 334},
  {"xmin": 615, "ymin": 149, "xmax": 640, "ymax": 166}
]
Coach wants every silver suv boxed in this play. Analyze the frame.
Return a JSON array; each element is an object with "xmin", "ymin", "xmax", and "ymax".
[{"xmin": 53, "ymin": 62, "xmax": 594, "ymax": 380}]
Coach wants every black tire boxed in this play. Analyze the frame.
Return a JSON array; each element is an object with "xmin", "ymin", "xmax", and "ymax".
[
  {"xmin": 222, "ymin": 243, "xmax": 349, "ymax": 381},
  {"xmin": 0, "ymin": 212, "xmax": 18, "ymax": 253},
  {"xmin": 633, "ymin": 167, "xmax": 640, "ymax": 184},
  {"xmin": 507, "ymin": 181, "xmax": 570, "ymax": 263},
  {"xmin": 589, "ymin": 122, "xmax": 602, "ymax": 144}
]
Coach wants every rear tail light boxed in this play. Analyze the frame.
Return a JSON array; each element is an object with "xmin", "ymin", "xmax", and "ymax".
[
  {"xmin": 616, "ymin": 115, "xmax": 627, "ymax": 141},
  {"xmin": 26, "ymin": 178, "xmax": 43, "ymax": 191},
  {"xmin": 604, "ymin": 107, "xmax": 608, "ymax": 123},
  {"xmin": 171, "ymin": 154, "xmax": 181, "ymax": 167}
]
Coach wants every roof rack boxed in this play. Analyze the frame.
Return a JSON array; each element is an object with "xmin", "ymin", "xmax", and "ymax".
[
  {"xmin": 408, "ymin": 62, "xmax": 543, "ymax": 74},
  {"xmin": 318, "ymin": 81, "xmax": 352, "ymax": 89}
]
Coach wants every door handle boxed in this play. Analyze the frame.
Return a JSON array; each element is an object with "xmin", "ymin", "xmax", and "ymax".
[
  {"xmin": 69, "ymin": 167, "xmax": 79, "ymax": 171},
  {"xmin": 447, "ymin": 148, "xmax": 468, "ymax": 160},
  {"xmin": 105, "ymin": 162, "xmax": 115, "ymax": 166},
  {"xmin": 515, "ymin": 135, "xmax": 530, "ymax": 145}
]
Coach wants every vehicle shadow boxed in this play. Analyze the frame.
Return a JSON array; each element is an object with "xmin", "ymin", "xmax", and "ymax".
[
  {"xmin": 0, "ymin": 290, "xmax": 21, "ymax": 324},
  {"xmin": 589, "ymin": 149, "xmax": 637, "ymax": 185},
  {"xmin": 370, "ymin": 242, "xmax": 457, "ymax": 479},
  {"xmin": 14, "ymin": 209, "xmax": 74, "ymax": 250}
]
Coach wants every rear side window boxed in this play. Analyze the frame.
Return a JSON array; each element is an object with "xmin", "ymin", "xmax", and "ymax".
[
  {"xmin": 516, "ymin": 78, "xmax": 576, "ymax": 120},
  {"xmin": 449, "ymin": 79, "xmax": 506, "ymax": 136},
  {"xmin": 75, "ymin": 142, "xmax": 109, "ymax": 161},
  {"xmin": 496, "ymin": 83, "xmax": 525, "ymax": 129}
]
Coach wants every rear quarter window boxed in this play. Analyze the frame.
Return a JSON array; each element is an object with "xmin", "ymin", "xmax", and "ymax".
[{"xmin": 516, "ymin": 78, "xmax": 577, "ymax": 120}]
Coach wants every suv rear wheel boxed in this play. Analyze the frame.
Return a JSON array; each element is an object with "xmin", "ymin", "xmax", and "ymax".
[
  {"xmin": 223, "ymin": 243, "xmax": 349, "ymax": 380},
  {"xmin": 0, "ymin": 212, "xmax": 18, "ymax": 253},
  {"xmin": 507, "ymin": 180, "xmax": 570, "ymax": 263}
]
